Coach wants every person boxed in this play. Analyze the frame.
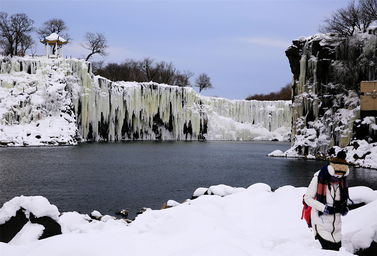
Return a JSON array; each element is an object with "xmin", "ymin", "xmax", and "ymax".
[{"xmin": 304, "ymin": 151, "xmax": 351, "ymax": 251}]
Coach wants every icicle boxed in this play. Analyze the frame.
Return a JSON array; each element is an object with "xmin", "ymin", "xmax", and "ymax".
[{"xmin": 0, "ymin": 56, "xmax": 292, "ymax": 144}]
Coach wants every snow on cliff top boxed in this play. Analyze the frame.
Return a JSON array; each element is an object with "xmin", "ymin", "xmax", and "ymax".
[{"xmin": 0, "ymin": 184, "xmax": 376, "ymax": 256}]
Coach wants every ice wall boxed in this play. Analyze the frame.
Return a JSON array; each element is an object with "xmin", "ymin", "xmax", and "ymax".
[{"xmin": 0, "ymin": 56, "xmax": 291, "ymax": 146}]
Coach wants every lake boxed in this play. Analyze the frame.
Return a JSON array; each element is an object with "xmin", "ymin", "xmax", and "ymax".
[{"xmin": 1, "ymin": 141, "xmax": 376, "ymax": 218}]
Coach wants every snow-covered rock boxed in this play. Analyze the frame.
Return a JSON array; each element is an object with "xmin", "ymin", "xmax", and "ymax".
[
  {"xmin": 268, "ymin": 149, "xmax": 285, "ymax": 157},
  {"xmin": 0, "ymin": 56, "xmax": 291, "ymax": 146},
  {"xmin": 0, "ymin": 196, "xmax": 59, "ymax": 224},
  {"xmin": 283, "ymin": 33, "xmax": 377, "ymax": 169},
  {"xmin": 0, "ymin": 196, "xmax": 61, "ymax": 243},
  {"xmin": 0, "ymin": 184, "xmax": 376, "ymax": 255},
  {"xmin": 191, "ymin": 184, "xmax": 245, "ymax": 199}
]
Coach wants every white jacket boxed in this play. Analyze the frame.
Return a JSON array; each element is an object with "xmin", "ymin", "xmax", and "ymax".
[{"xmin": 304, "ymin": 169, "xmax": 344, "ymax": 243}]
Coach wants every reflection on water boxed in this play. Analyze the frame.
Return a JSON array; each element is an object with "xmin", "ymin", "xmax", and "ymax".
[{"xmin": 0, "ymin": 141, "xmax": 375, "ymax": 217}]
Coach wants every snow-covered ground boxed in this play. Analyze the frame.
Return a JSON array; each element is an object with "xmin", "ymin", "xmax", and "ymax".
[{"xmin": 1, "ymin": 183, "xmax": 376, "ymax": 256}]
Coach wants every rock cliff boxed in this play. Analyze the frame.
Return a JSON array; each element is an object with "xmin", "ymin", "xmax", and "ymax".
[{"xmin": 284, "ymin": 33, "xmax": 377, "ymax": 168}]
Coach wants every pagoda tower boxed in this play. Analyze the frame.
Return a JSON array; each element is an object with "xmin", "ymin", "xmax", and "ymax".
[{"xmin": 41, "ymin": 33, "xmax": 67, "ymax": 58}]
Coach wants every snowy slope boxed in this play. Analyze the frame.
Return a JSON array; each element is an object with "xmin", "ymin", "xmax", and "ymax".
[
  {"xmin": 0, "ymin": 56, "xmax": 291, "ymax": 146},
  {"xmin": 0, "ymin": 184, "xmax": 376, "ymax": 255}
]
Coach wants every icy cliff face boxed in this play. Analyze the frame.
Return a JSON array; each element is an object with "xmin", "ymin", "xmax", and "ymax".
[
  {"xmin": 0, "ymin": 56, "xmax": 291, "ymax": 146},
  {"xmin": 284, "ymin": 33, "xmax": 377, "ymax": 168},
  {"xmin": 0, "ymin": 57, "xmax": 78, "ymax": 146}
]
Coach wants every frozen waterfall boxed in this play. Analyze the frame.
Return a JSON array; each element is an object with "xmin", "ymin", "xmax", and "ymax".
[{"xmin": 0, "ymin": 57, "xmax": 292, "ymax": 146}]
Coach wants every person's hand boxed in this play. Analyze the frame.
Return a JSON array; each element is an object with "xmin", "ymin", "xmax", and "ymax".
[{"xmin": 323, "ymin": 205, "xmax": 335, "ymax": 215}]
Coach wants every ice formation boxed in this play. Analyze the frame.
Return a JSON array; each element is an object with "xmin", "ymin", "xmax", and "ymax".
[{"xmin": 0, "ymin": 56, "xmax": 291, "ymax": 145}]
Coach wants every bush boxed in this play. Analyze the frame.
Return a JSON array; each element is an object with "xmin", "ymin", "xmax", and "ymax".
[
  {"xmin": 94, "ymin": 58, "xmax": 193, "ymax": 87},
  {"xmin": 245, "ymin": 84, "xmax": 292, "ymax": 101}
]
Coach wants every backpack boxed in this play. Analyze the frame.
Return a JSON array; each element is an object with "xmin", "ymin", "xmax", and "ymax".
[{"xmin": 301, "ymin": 195, "xmax": 312, "ymax": 228}]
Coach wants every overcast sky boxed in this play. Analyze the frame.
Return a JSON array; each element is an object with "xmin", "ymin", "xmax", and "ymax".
[{"xmin": 1, "ymin": 0, "xmax": 347, "ymax": 99}]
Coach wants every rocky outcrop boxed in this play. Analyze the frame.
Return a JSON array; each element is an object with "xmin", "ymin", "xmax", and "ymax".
[
  {"xmin": 284, "ymin": 33, "xmax": 377, "ymax": 168},
  {"xmin": 0, "ymin": 196, "xmax": 61, "ymax": 243}
]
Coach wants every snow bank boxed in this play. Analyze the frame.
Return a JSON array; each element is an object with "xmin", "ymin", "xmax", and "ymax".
[
  {"xmin": 9, "ymin": 222, "xmax": 45, "ymax": 246},
  {"xmin": 192, "ymin": 184, "xmax": 245, "ymax": 198},
  {"xmin": 0, "ymin": 196, "xmax": 59, "ymax": 224},
  {"xmin": 0, "ymin": 184, "xmax": 376, "ymax": 256}
]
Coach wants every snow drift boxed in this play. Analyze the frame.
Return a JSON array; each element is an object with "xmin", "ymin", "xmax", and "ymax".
[
  {"xmin": 0, "ymin": 56, "xmax": 291, "ymax": 146},
  {"xmin": 0, "ymin": 183, "xmax": 376, "ymax": 255}
]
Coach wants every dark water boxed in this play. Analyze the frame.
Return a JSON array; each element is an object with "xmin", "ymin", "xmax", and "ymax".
[{"xmin": 1, "ymin": 141, "xmax": 376, "ymax": 217}]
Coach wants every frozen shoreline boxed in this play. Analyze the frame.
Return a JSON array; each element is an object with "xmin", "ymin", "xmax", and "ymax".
[
  {"xmin": 268, "ymin": 139, "xmax": 377, "ymax": 170},
  {"xmin": 1, "ymin": 183, "xmax": 376, "ymax": 256}
]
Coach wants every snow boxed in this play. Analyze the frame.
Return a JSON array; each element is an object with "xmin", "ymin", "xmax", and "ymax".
[
  {"xmin": 90, "ymin": 210, "xmax": 102, "ymax": 219},
  {"xmin": 0, "ymin": 184, "xmax": 376, "ymax": 256},
  {"xmin": 0, "ymin": 196, "xmax": 60, "ymax": 224},
  {"xmin": 193, "ymin": 187, "xmax": 209, "ymax": 198},
  {"xmin": 0, "ymin": 56, "xmax": 292, "ymax": 145},
  {"xmin": 343, "ymin": 200, "xmax": 377, "ymax": 252},
  {"xmin": 166, "ymin": 200, "xmax": 180, "ymax": 207},
  {"xmin": 268, "ymin": 149, "xmax": 286, "ymax": 157},
  {"xmin": 206, "ymin": 184, "xmax": 245, "ymax": 196},
  {"xmin": 0, "ymin": 57, "xmax": 78, "ymax": 146},
  {"xmin": 348, "ymin": 186, "xmax": 377, "ymax": 204},
  {"xmin": 334, "ymin": 140, "xmax": 377, "ymax": 169},
  {"xmin": 9, "ymin": 222, "xmax": 45, "ymax": 246},
  {"xmin": 44, "ymin": 33, "xmax": 66, "ymax": 43},
  {"xmin": 274, "ymin": 139, "xmax": 377, "ymax": 169}
]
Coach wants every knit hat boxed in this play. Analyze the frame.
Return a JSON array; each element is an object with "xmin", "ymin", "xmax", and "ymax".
[
  {"xmin": 329, "ymin": 151, "xmax": 348, "ymax": 165},
  {"xmin": 329, "ymin": 151, "xmax": 349, "ymax": 177}
]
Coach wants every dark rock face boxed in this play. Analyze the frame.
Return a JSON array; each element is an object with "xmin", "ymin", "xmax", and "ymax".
[
  {"xmin": 0, "ymin": 208, "xmax": 61, "ymax": 243},
  {"xmin": 355, "ymin": 241, "xmax": 377, "ymax": 256},
  {"xmin": 0, "ymin": 209, "xmax": 28, "ymax": 243},
  {"xmin": 285, "ymin": 34, "xmax": 377, "ymax": 159},
  {"xmin": 29, "ymin": 212, "xmax": 62, "ymax": 239}
]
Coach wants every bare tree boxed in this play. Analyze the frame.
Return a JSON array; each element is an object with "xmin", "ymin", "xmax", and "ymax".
[
  {"xmin": 94, "ymin": 58, "xmax": 194, "ymax": 87},
  {"xmin": 18, "ymin": 34, "xmax": 34, "ymax": 56},
  {"xmin": 360, "ymin": 0, "xmax": 377, "ymax": 21},
  {"xmin": 322, "ymin": 1, "xmax": 362, "ymax": 36},
  {"xmin": 195, "ymin": 73, "xmax": 213, "ymax": 92},
  {"xmin": 0, "ymin": 12, "xmax": 14, "ymax": 55},
  {"xmin": 37, "ymin": 18, "xmax": 70, "ymax": 40},
  {"xmin": 322, "ymin": 0, "xmax": 377, "ymax": 36},
  {"xmin": 141, "ymin": 57, "xmax": 158, "ymax": 81},
  {"xmin": 174, "ymin": 71, "xmax": 193, "ymax": 87},
  {"xmin": 0, "ymin": 12, "xmax": 34, "ymax": 56},
  {"xmin": 82, "ymin": 32, "xmax": 108, "ymax": 61}
]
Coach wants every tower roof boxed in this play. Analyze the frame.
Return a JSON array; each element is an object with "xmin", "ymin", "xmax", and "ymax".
[{"xmin": 41, "ymin": 33, "xmax": 67, "ymax": 44}]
